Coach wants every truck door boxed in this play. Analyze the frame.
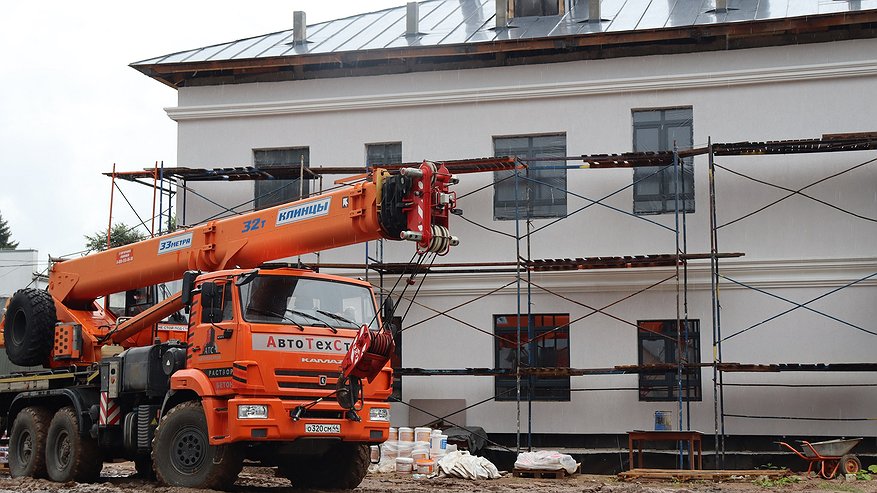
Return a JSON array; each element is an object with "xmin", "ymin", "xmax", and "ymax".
[{"xmin": 190, "ymin": 281, "xmax": 237, "ymax": 394}]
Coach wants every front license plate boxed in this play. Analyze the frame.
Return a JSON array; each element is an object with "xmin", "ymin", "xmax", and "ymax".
[{"xmin": 305, "ymin": 423, "xmax": 341, "ymax": 434}]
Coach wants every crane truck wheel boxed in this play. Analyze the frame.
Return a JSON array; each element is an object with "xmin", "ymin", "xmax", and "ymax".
[
  {"xmin": 3, "ymin": 288, "xmax": 56, "ymax": 367},
  {"xmin": 45, "ymin": 406, "xmax": 103, "ymax": 482},
  {"xmin": 278, "ymin": 442, "xmax": 370, "ymax": 489},
  {"xmin": 8, "ymin": 406, "xmax": 52, "ymax": 478},
  {"xmin": 152, "ymin": 401, "xmax": 243, "ymax": 489}
]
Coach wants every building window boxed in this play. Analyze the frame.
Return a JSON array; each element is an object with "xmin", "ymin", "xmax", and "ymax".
[
  {"xmin": 254, "ymin": 148, "xmax": 310, "ymax": 210},
  {"xmin": 513, "ymin": 0, "xmax": 561, "ymax": 17},
  {"xmin": 637, "ymin": 319, "xmax": 701, "ymax": 402},
  {"xmin": 495, "ymin": 314, "xmax": 570, "ymax": 401},
  {"xmin": 366, "ymin": 142, "xmax": 402, "ymax": 168},
  {"xmin": 493, "ymin": 134, "xmax": 567, "ymax": 220},
  {"xmin": 632, "ymin": 108, "xmax": 694, "ymax": 214}
]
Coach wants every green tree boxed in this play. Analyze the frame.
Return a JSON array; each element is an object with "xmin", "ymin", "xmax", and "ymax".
[
  {"xmin": 0, "ymin": 211, "xmax": 18, "ymax": 249},
  {"xmin": 84, "ymin": 223, "xmax": 147, "ymax": 252}
]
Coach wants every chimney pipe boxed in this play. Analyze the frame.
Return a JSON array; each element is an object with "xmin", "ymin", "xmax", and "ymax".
[
  {"xmin": 715, "ymin": 0, "xmax": 727, "ymax": 12},
  {"xmin": 588, "ymin": 0, "xmax": 601, "ymax": 22},
  {"xmin": 293, "ymin": 11, "xmax": 307, "ymax": 45},
  {"xmin": 406, "ymin": 2, "xmax": 419, "ymax": 35},
  {"xmin": 495, "ymin": 0, "xmax": 508, "ymax": 28}
]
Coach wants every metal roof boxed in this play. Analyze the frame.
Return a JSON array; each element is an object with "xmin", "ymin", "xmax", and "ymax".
[{"xmin": 133, "ymin": 0, "xmax": 877, "ymax": 67}]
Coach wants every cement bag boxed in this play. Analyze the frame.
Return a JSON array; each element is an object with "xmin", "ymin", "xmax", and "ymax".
[
  {"xmin": 437, "ymin": 451, "xmax": 501, "ymax": 480},
  {"xmin": 514, "ymin": 450, "xmax": 577, "ymax": 474}
]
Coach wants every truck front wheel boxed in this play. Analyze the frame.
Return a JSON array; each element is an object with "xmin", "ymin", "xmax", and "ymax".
[
  {"xmin": 3, "ymin": 288, "xmax": 56, "ymax": 366},
  {"xmin": 9, "ymin": 406, "xmax": 51, "ymax": 478},
  {"xmin": 278, "ymin": 442, "xmax": 370, "ymax": 489},
  {"xmin": 152, "ymin": 401, "xmax": 242, "ymax": 489},
  {"xmin": 45, "ymin": 407, "xmax": 103, "ymax": 482}
]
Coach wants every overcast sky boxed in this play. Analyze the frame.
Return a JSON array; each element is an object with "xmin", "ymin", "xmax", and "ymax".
[{"xmin": 0, "ymin": 0, "xmax": 401, "ymax": 270}]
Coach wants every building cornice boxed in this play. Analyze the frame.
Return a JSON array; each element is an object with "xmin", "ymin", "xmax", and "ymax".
[{"xmin": 166, "ymin": 59, "xmax": 877, "ymax": 121}]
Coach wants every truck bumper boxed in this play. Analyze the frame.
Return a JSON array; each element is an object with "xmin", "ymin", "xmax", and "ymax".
[{"xmin": 216, "ymin": 397, "xmax": 390, "ymax": 445}]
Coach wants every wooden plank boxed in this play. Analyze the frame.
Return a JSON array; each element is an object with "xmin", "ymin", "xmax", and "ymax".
[
  {"xmin": 513, "ymin": 463, "xmax": 580, "ymax": 479},
  {"xmin": 619, "ymin": 468, "xmax": 789, "ymax": 481}
]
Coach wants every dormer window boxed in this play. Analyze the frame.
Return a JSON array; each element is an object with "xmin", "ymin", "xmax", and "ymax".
[{"xmin": 512, "ymin": 0, "xmax": 561, "ymax": 17}]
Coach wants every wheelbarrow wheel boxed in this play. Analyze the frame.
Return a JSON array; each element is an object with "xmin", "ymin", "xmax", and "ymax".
[{"xmin": 840, "ymin": 455, "xmax": 861, "ymax": 475}]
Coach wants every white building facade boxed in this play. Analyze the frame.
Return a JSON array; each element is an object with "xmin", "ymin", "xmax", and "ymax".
[{"xmin": 134, "ymin": 1, "xmax": 877, "ymax": 445}]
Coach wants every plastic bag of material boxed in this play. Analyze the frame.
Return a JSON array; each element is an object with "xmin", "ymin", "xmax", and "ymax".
[
  {"xmin": 368, "ymin": 456, "xmax": 398, "ymax": 474},
  {"xmin": 514, "ymin": 450, "xmax": 577, "ymax": 474},
  {"xmin": 436, "ymin": 451, "xmax": 501, "ymax": 480}
]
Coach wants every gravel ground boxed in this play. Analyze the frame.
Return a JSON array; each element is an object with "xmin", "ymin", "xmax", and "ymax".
[{"xmin": 1, "ymin": 462, "xmax": 876, "ymax": 493}]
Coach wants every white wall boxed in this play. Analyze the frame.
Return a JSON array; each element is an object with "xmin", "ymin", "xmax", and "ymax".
[{"xmin": 169, "ymin": 38, "xmax": 877, "ymax": 436}]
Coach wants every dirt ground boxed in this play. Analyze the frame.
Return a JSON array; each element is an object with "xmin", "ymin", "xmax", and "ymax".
[{"xmin": 1, "ymin": 462, "xmax": 876, "ymax": 493}]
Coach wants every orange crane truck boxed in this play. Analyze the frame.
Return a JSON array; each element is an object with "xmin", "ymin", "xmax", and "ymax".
[{"xmin": 0, "ymin": 162, "xmax": 458, "ymax": 489}]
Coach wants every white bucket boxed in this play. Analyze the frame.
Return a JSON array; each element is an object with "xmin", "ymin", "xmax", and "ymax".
[
  {"xmin": 388, "ymin": 427, "xmax": 398, "ymax": 441},
  {"xmin": 395, "ymin": 456, "xmax": 414, "ymax": 473},
  {"xmin": 412, "ymin": 443, "xmax": 430, "ymax": 461},
  {"xmin": 430, "ymin": 434, "xmax": 448, "ymax": 450},
  {"xmin": 396, "ymin": 441, "xmax": 415, "ymax": 458},
  {"xmin": 415, "ymin": 458, "xmax": 436, "ymax": 475},
  {"xmin": 370, "ymin": 445, "xmax": 380, "ymax": 462},
  {"xmin": 382, "ymin": 440, "xmax": 399, "ymax": 460},
  {"xmin": 398, "ymin": 426, "xmax": 414, "ymax": 442},
  {"xmin": 414, "ymin": 427, "xmax": 432, "ymax": 443}
]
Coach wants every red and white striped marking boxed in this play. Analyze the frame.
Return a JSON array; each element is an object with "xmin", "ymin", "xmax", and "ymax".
[{"xmin": 99, "ymin": 391, "xmax": 121, "ymax": 426}]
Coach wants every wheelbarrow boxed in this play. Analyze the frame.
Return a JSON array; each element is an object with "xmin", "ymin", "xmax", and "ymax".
[{"xmin": 776, "ymin": 438, "xmax": 863, "ymax": 479}]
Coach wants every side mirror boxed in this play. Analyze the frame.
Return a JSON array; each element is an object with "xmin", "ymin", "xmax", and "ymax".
[
  {"xmin": 235, "ymin": 269, "xmax": 259, "ymax": 287},
  {"xmin": 200, "ymin": 282, "xmax": 223, "ymax": 323},
  {"xmin": 181, "ymin": 271, "xmax": 200, "ymax": 306}
]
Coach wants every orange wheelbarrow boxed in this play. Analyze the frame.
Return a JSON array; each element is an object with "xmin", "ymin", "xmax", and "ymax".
[{"xmin": 776, "ymin": 438, "xmax": 862, "ymax": 479}]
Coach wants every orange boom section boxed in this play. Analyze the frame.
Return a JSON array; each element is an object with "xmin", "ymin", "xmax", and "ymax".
[{"xmin": 48, "ymin": 164, "xmax": 457, "ymax": 306}]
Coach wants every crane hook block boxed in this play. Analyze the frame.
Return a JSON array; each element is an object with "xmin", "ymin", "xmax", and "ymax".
[{"xmin": 340, "ymin": 324, "xmax": 395, "ymax": 383}]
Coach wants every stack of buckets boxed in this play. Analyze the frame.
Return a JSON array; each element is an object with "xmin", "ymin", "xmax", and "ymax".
[{"xmin": 376, "ymin": 426, "xmax": 449, "ymax": 475}]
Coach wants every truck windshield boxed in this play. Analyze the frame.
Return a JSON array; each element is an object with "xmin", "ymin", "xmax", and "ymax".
[{"xmin": 239, "ymin": 275, "xmax": 377, "ymax": 330}]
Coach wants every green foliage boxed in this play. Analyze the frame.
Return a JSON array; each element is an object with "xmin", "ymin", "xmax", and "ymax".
[
  {"xmin": 754, "ymin": 475, "xmax": 801, "ymax": 488},
  {"xmin": 855, "ymin": 470, "xmax": 871, "ymax": 481},
  {"xmin": 868, "ymin": 465, "xmax": 877, "ymax": 474},
  {"xmin": 0, "ymin": 211, "xmax": 18, "ymax": 249},
  {"xmin": 84, "ymin": 223, "xmax": 148, "ymax": 252}
]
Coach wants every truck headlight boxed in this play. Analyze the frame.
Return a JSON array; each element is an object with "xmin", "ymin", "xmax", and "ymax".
[
  {"xmin": 238, "ymin": 404, "xmax": 268, "ymax": 419},
  {"xmin": 369, "ymin": 408, "xmax": 390, "ymax": 422}
]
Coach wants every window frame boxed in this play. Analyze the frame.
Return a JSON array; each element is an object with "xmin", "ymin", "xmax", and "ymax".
[
  {"xmin": 494, "ymin": 313, "xmax": 571, "ymax": 402},
  {"xmin": 493, "ymin": 133, "xmax": 568, "ymax": 221},
  {"xmin": 253, "ymin": 147, "xmax": 312, "ymax": 211},
  {"xmin": 365, "ymin": 142, "xmax": 402, "ymax": 168},
  {"xmin": 637, "ymin": 319, "xmax": 701, "ymax": 402},
  {"xmin": 632, "ymin": 107, "xmax": 695, "ymax": 215}
]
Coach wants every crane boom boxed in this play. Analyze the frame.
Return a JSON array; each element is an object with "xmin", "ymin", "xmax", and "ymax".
[{"xmin": 48, "ymin": 163, "xmax": 457, "ymax": 306}]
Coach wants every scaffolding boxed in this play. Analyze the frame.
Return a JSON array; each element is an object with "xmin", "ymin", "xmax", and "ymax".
[{"xmin": 105, "ymin": 132, "xmax": 877, "ymax": 469}]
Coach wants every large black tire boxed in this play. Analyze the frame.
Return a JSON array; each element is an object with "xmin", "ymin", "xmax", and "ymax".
[
  {"xmin": 278, "ymin": 442, "xmax": 370, "ymax": 490},
  {"xmin": 9, "ymin": 406, "xmax": 52, "ymax": 478},
  {"xmin": 152, "ymin": 401, "xmax": 243, "ymax": 489},
  {"xmin": 3, "ymin": 288, "xmax": 56, "ymax": 366},
  {"xmin": 45, "ymin": 406, "xmax": 103, "ymax": 483}
]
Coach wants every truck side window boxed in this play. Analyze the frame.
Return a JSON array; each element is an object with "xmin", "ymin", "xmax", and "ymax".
[{"xmin": 221, "ymin": 284, "xmax": 234, "ymax": 321}]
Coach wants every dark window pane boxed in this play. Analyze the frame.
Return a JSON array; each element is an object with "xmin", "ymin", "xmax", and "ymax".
[
  {"xmin": 632, "ymin": 108, "xmax": 694, "ymax": 215},
  {"xmin": 495, "ymin": 314, "xmax": 570, "ymax": 402},
  {"xmin": 637, "ymin": 319, "xmax": 701, "ymax": 402},
  {"xmin": 494, "ymin": 134, "xmax": 567, "ymax": 220},
  {"xmin": 254, "ymin": 148, "xmax": 310, "ymax": 210},
  {"xmin": 366, "ymin": 142, "xmax": 402, "ymax": 167},
  {"xmin": 514, "ymin": 0, "xmax": 559, "ymax": 16}
]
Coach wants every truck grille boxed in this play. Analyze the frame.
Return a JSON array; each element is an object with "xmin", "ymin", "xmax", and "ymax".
[{"xmin": 274, "ymin": 369, "xmax": 338, "ymax": 394}]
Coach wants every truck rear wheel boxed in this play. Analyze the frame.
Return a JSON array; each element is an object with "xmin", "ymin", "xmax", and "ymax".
[
  {"xmin": 45, "ymin": 406, "xmax": 103, "ymax": 482},
  {"xmin": 152, "ymin": 401, "xmax": 243, "ymax": 489},
  {"xmin": 278, "ymin": 442, "xmax": 370, "ymax": 489},
  {"xmin": 9, "ymin": 406, "xmax": 51, "ymax": 478},
  {"xmin": 3, "ymin": 288, "xmax": 56, "ymax": 366}
]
